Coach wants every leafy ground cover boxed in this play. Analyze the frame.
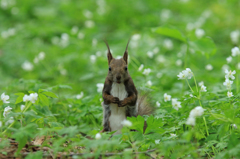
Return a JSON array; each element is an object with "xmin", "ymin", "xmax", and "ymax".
[{"xmin": 0, "ymin": 0, "xmax": 240, "ymax": 158}]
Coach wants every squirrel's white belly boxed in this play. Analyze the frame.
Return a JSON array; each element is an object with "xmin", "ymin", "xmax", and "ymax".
[{"xmin": 109, "ymin": 83, "xmax": 128, "ymax": 134}]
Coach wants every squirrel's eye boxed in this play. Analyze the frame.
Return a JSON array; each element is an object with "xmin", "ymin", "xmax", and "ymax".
[
  {"xmin": 109, "ymin": 67, "xmax": 111, "ymax": 71},
  {"xmin": 125, "ymin": 66, "xmax": 128, "ymax": 71}
]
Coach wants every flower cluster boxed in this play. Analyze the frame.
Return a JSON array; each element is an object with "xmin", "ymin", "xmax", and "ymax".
[
  {"xmin": 164, "ymin": 93, "xmax": 182, "ymax": 111},
  {"xmin": 23, "ymin": 93, "xmax": 38, "ymax": 103},
  {"xmin": 199, "ymin": 81, "xmax": 207, "ymax": 92},
  {"xmin": 223, "ymin": 70, "xmax": 235, "ymax": 97},
  {"xmin": 121, "ymin": 119, "xmax": 132, "ymax": 127},
  {"xmin": 186, "ymin": 106, "xmax": 204, "ymax": 126},
  {"xmin": 177, "ymin": 68, "xmax": 193, "ymax": 80}
]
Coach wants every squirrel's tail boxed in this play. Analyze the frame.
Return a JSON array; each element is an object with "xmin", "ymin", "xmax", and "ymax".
[{"xmin": 136, "ymin": 94, "xmax": 153, "ymax": 116}]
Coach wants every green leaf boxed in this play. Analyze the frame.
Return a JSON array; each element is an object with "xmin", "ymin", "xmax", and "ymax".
[
  {"xmin": 145, "ymin": 115, "xmax": 164, "ymax": 134},
  {"xmin": 39, "ymin": 94, "xmax": 49, "ymax": 106},
  {"xmin": 154, "ymin": 27, "xmax": 186, "ymax": 42},
  {"xmin": 48, "ymin": 122, "xmax": 64, "ymax": 128},
  {"xmin": 15, "ymin": 92, "xmax": 25, "ymax": 104},
  {"xmin": 25, "ymin": 151, "xmax": 43, "ymax": 159},
  {"xmin": 188, "ymin": 37, "xmax": 216, "ymax": 58},
  {"xmin": 43, "ymin": 91, "xmax": 58, "ymax": 98},
  {"xmin": 28, "ymin": 91, "xmax": 35, "ymax": 94},
  {"xmin": 127, "ymin": 116, "xmax": 145, "ymax": 133}
]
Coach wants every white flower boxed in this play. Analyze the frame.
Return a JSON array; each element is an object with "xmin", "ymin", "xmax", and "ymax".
[
  {"xmin": 22, "ymin": 61, "xmax": 33, "ymax": 71},
  {"xmin": 225, "ymin": 70, "xmax": 236, "ymax": 80},
  {"xmin": 231, "ymin": 47, "xmax": 240, "ymax": 57},
  {"xmin": 33, "ymin": 57, "xmax": 39, "ymax": 64},
  {"xmin": 189, "ymin": 106, "xmax": 204, "ymax": 118},
  {"xmin": 155, "ymin": 139, "xmax": 160, "ymax": 144},
  {"xmin": 71, "ymin": 26, "xmax": 78, "ymax": 35},
  {"xmin": 170, "ymin": 133, "xmax": 177, "ymax": 137},
  {"xmin": 163, "ymin": 39, "xmax": 173, "ymax": 50},
  {"xmin": 29, "ymin": 93, "xmax": 38, "ymax": 103},
  {"xmin": 77, "ymin": 32, "xmax": 85, "ymax": 39},
  {"xmin": 90, "ymin": 55, "xmax": 96, "ymax": 63},
  {"xmin": 146, "ymin": 80, "xmax": 152, "ymax": 87},
  {"xmin": 172, "ymin": 98, "xmax": 181, "ymax": 111},
  {"xmin": 132, "ymin": 34, "xmax": 141, "ymax": 41},
  {"xmin": 143, "ymin": 68, "xmax": 151, "ymax": 75},
  {"xmin": 84, "ymin": 20, "xmax": 95, "ymax": 28},
  {"xmin": 175, "ymin": 59, "xmax": 182, "ymax": 66},
  {"xmin": 38, "ymin": 52, "xmax": 45, "ymax": 60},
  {"xmin": 156, "ymin": 55, "xmax": 166, "ymax": 63},
  {"xmin": 97, "ymin": 83, "xmax": 104, "ymax": 93},
  {"xmin": 186, "ymin": 23, "xmax": 195, "ymax": 31},
  {"xmin": 96, "ymin": 51, "xmax": 102, "ymax": 57},
  {"xmin": 184, "ymin": 68, "xmax": 193, "ymax": 79},
  {"xmin": 223, "ymin": 78, "xmax": 233, "ymax": 89},
  {"xmin": 3, "ymin": 106, "xmax": 12, "ymax": 117},
  {"xmin": 164, "ymin": 93, "xmax": 171, "ymax": 102},
  {"xmin": 157, "ymin": 72, "xmax": 162, "ymax": 78},
  {"xmin": 0, "ymin": 121, "xmax": 2, "ymax": 127},
  {"xmin": 189, "ymin": 94, "xmax": 197, "ymax": 98},
  {"xmin": 60, "ymin": 69, "xmax": 67, "ymax": 76},
  {"xmin": 156, "ymin": 101, "xmax": 160, "ymax": 107},
  {"xmin": 161, "ymin": 9, "xmax": 171, "ymax": 21},
  {"xmin": 76, "ymin": 92, "xmax": 84, "ymax": 99},
  {"xmin": 95, "ymin": 133, "xmax": 101, "ymax": 139},
  {"xmin": 200, "ymin": 85, "xmax": 207, "ymax": 92},
  {"xmin": 23, "ymin": 93, "xmax": 38, "ymax": 103},
  {"xmin": 5, "ymin": 117, "xmax": 14, "ymax": 125},
  {"xmin": 83, "ymin": 10, "xmax": 93, "ymax": 19},
  {"xmin": 138, "ymin": 64, "xmax": 144, "ymax": 71},
  {"xmin": 237, "ymin": 63, "xmax": 240, "ymax": 70},
  {"xmin": 230, "ymin": 30, "xmax": 239, "ymax": 44},
  {"xmin": 222, "ymin": 64, "xmax": 230, "ymax": 72},
  {"xmin": 68, "ymin": 104, "xmax": 72, "ymax": 108},
  {"xmin": 92, "ymin": 38, "xmax": 98, "ymax": 47},
  {"xmin": 227, "ymin": 91, "xmax": 233, "ymax": 98},
  {"xmin": 153, "ymin": 47, "xmax": 159, "ymax": 54},
  {"xmin": 177, "ymin": 72, "xmax": 187, "ymax": 80},
  {"xmin": 121, "ymin": 120, "xmax": 132, "ymax": 127},
  {"xmin": 177, "ymin": 68, "xmax": 193, "ymax": 80},
  {"xmin": 205, "ymin": 64, "xmax": 213, "ymax": 71},
  {"xmin": 198, "ymin": 81, "xmax": 204, "ymax": 87},
  {"xmin": 20, "ymin": 105, "xmax": 25, "ymax": 111},
  {"xmin": 226, "ymin": 56, "xmax": 232, "ymax": 63},
  {"xmin": 147, "ymin": 51, "xmax": 154, "ymax": 58},
  {"xmin": 195, "ymin": 28, "xmax": 205, "ymax": 38},
  {"xmin": 1, "ymin": 93, "xmax": 10, "ymax": 103},
  {"xmin": 23, "ymin": 95, "xmax": 30, "ymax": 102},
  {"xmin": 232, "ymin": 124, "xmax": 237, "ymax": 129},
  {"xmin": 186, "ymin": 117, "xmax": 196, "ymax": 126},
  {"xmin": 116, "ymin": 56, "xmax": 122, "ymax": 59}
]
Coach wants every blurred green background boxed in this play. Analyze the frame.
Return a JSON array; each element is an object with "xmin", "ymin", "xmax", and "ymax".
[{"xmin": 0, "ymin": 0, "xmax": 239, "ymax": 98}]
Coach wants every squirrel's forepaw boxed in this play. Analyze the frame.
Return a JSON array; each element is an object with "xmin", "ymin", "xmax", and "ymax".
[
  {"xmin": 112, "ymin": 97, "xmax": 119, "ymax": 104},
  {"xmin": 118, "ymin": 101, "xmax": 127, "ymax": 107}
]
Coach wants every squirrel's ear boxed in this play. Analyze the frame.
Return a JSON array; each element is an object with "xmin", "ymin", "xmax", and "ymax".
[
  {"xmin": 123, "ymin": 39, "xmax": 130, "ymax": 64},
  {"xmin": 104, "ymin": 40, "xmax": 113, "ymax": 65}
]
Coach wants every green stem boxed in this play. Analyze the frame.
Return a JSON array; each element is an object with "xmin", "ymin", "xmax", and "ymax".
[
  {"xmin": 1, "ymin": 102, "xmax": 32, "ymax": 135},
  {"xmin": 192, "ymin": 73, "xmax": 199, "ymax": 93},
  {"xmin": 237, "ymin": 55, "xmax": 239, "ymax": 94},
  {"xmin": 203, "ymin": 116, "xmax": 209, "ymax": 136},
  {"xmin": 186, "ymin": 79, "xmax": 194, "ymax": 93}
]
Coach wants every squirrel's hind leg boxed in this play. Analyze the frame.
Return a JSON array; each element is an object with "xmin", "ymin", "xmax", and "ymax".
[{"xmin": 102, "ymin": 102, "xmax": 111, "ymax": 132}]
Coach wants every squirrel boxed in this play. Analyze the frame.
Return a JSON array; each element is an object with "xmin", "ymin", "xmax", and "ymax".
[{"xmin": 101, "ymin": 40, "xmax": 152, "ymax": 135}]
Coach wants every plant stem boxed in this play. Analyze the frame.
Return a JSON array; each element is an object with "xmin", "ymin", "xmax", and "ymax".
[
  {"xmin": 186, "ymin": 79, "xmax": 194, "ymax": 93},
  {"xmin": 203, "ymin": 116, "xmax": 209, "ymax": 136},
  {"xmin": 192, "ymin": 73, "xmax": 199, "ymax": 93},
  {"xmin": 1, "ymin": 102, "xmax": 32, "ymax": 135}
]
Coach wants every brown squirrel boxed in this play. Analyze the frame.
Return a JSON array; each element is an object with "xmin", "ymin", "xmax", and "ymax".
[{"xmin": 101, "ymin": 40, "xmax": 152, "ymax": 134}]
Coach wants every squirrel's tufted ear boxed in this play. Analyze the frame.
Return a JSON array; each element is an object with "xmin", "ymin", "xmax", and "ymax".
[
  {"xmin": 104, "ymin": 40, "xmax": 113, "ymax": 65},
  {"xmin": 123, "ymin": 39, "xmax": 130, "ymax": 64}
]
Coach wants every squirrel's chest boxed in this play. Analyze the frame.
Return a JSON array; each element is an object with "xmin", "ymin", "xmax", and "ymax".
[
  {"xmin": 109, "ymin": 83, "xmax": 128, "ymax": 134},
  {"xmin": 110, "ymin": 83, "xmax": 128, "ymax": 100}
]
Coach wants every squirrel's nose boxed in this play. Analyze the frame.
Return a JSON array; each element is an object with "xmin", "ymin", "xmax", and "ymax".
[{"xmin": 116, "ymin": 76, "xmax": 121, "ymax": 80}]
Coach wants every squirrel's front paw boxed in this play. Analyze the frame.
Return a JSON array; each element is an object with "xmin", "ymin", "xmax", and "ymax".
[
  {"xmin": 118, "ymin": 100, "xmax": 127, "ymax": 107},
  {"xmin": 112, "ymin": 97, "xmax": 119, "ymax": 104}
]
